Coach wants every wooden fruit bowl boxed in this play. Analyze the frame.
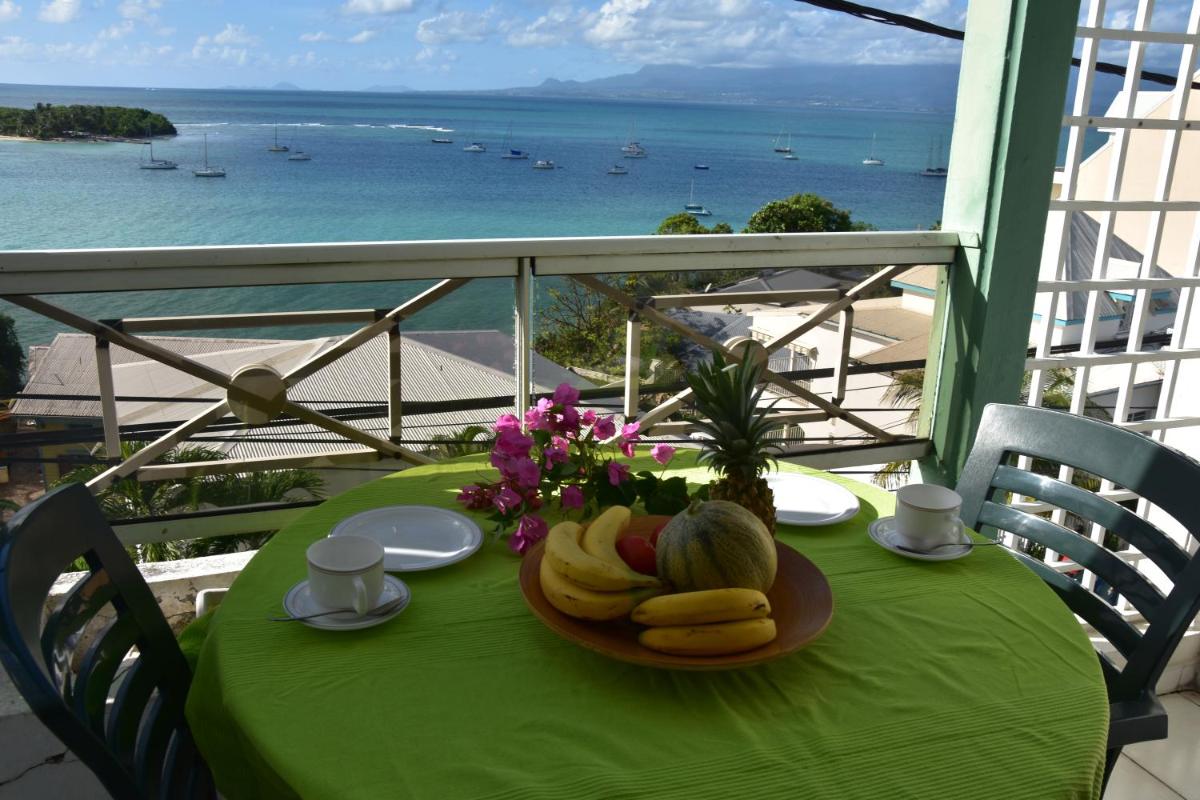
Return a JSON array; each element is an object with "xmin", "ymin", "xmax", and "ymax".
[{"xmin": 518, "ymin": 516, "xmax": 834, "ymax": 671}]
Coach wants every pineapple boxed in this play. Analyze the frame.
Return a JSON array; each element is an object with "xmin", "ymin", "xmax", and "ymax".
[{"xmin": 685, "ymin": 351, "xmax": 785, "ymax": 534}]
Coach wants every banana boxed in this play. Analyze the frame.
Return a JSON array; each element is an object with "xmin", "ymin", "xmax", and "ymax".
[
  {"xmin": 539, "ymin": 555, "xmax": 661, "ymax": 621},
  {"xmin": 638, "ymin": 618, "xmax": 777, "ymax": 656},
  {"xmin": 544, "ymin": 520, "xmax": 660, "ymax": 591},
  {"xmin": 580, "ymin": 505, "xmax": 633, "ymax": 568},
  {"xmin": 632, "ymin": 589, "xmax": 771, "ymax": 627}
]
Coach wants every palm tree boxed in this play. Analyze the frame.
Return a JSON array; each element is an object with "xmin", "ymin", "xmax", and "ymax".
[
  {"xmin": 427, "ymin": 425, "xmax": 494, "ymax": 459},
  {"xmin": 56, "ymin": 441, "xmax": 324, "ymax": 562}
]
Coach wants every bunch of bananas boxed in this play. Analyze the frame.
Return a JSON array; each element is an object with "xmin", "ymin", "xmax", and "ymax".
[
  {"xmin": 633, "ymin": 588, "xmax": 778, "ymax": 656},
  {"xmin": 539, "ymin": 506, "xmax": 663, "ymax": 621}
]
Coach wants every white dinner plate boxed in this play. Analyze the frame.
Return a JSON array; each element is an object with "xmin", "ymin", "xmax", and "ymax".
[
  {"xmin": 766, "ymin": 472, "xmax": 861, "ymax": 526},
  {"xmin": 283, "ymin": 574, "xmax": 411, "ymax": 631},
  {"xmin": 328, "ymin": 505, "xmax": 484, "ymax": 572},
  {"xmin": 867, "ymin": 517, "xmax": 972, "ymax": 562}
]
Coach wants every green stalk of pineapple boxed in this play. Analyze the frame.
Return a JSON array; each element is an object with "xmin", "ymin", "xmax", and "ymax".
[{"xmin": 685, "ymin": 351, "xmax": 785, "ymax": 534}]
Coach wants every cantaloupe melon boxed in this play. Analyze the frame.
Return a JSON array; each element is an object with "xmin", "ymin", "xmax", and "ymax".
[{"xmin": 655, "ymin": 500, "xmax": 777, "ymax": 593}]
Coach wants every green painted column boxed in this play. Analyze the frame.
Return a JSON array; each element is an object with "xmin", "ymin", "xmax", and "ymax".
[{"xmin": 919, "ymin": 0, "xmax": 1080, "ymax": 486}]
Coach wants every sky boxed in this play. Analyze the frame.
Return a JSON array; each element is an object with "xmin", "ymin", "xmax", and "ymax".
[{"xmin": 0, "ymin": 0, "xmax": 1191, "ymax": 92}]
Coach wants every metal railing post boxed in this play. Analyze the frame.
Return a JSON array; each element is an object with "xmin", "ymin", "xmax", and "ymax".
[
  {"xmin": 624, "ymin": 310, "xmax": 642, "ymax": 419},
  {"xmin": 94, "ymin": 337, "xmax": 122, "ymax": 460},
  {"xmin": 514, "ymin": 257, "xmax": 533, "ymax": 420},
  {"xmin": 387, "ymin": 317, "xmax": 402, "ymax": 441}
]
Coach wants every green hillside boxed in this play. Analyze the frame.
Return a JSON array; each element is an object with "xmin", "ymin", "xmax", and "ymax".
[{"xmin": 0, "ymin": 103, "xmax": 176, "ymax": 140}]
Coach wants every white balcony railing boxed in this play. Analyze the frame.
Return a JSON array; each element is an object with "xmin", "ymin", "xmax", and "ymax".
[{"xmin": 0, "ymin": 230, "xmax": 958, "ymax": 545}]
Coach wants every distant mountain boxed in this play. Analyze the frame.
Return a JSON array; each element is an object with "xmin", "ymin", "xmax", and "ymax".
[
  {"xmin": 482, "ymin": 64, "xmax": 961, "ymax": 111},
  {"xmin": 364, "ymin": 84, "xmax": 416, "ymax": 94}
]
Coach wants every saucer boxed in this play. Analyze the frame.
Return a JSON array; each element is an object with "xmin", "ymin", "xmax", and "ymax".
[
  {"xmin": 765, "ymin": 472, "xmax": 860, "ymax": 526},
  {"xmin": 282, "ymin": 574, "xmax": 411, "ymax": 631},
  {"xmin": 329, "ymin": 505, "xmax": 483, "ymax": 572},
  {"xmin": 867, "ymin": 517, "xmax": 973, "ymax": 561}
]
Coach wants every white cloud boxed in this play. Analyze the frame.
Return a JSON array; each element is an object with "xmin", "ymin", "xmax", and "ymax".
[
  {"xmin": 0, "ymin": 1, "xmax": 21, "ymax": 23},
  {"xmin": 212, "ymin": 23, "xmax": 256, "ymax": 46},
  {"xmin": 287, "ymin": 50, "xmax": 324, "ymax": 67},
  {"xmin": 117, "ymin": 0, "xmax": 160, "ymax": 21},
  {"xmin": 417, "ymin": 9, "xmax": 494, "ymax": 45},
  {"xmin": 342, "ymin": 0, "xmax": 413, "ymax": 16},
  {"xmin": 508, "ymin": 5, "xmax": 584, "ymax": 48},
  {"xmin": 347, "ymin": 29, "xmax": 377, "ymax": 44},
  {"xmin": 98, "ymin": 19, "xmax": 133, "ymax": 39},
  {"xmin": 37, "ymin": 0, "xmax": 79, "ymax": 23},
  {"xmin": 192, "ymin": 24, "xmax": 258, "ymax": 64},
  {"xmin": 0, "ymin": 34, "xmax": 34, "ymax": 56},
  {"xmin": 299, "ymin": 30, "xmax": 333, "ymax": 42},
  {"xmin": 44, "ymin": 38, "xmax": 104, "ymax": 59}
]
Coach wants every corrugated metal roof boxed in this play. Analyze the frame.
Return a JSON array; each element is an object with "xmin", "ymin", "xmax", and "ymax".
[{"xmin": 14, "ymin": 331, "xmax": 604, "ymax": 460}]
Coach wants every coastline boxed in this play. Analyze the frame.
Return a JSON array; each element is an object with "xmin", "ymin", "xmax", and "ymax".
[{"xmin": 0, "ymin": 133, "xmax": 154, "ymax": 144}]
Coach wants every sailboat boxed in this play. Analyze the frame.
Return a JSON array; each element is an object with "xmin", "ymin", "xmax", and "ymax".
[
  {"xmin": 862, "ymin": 133, "xmax": 884, "ymax": 166},
  {"xmin": 607, "ymin": 164, "xmax": 628, "ymax": 175},
  {"xmin": 621, "ymin": 120, "xmax": 647, "ymax": 158},
  {"xmin": 138, "ymin": 130, "xmax": 177, "ymax": 170},
  {"xmin": 268, "ymin": 125, "xmax": 289, "ymax": 153},
  {"xmin": 920, "ymin": 136, "xmax": 948, "ymax": 178},
  {"xmin": 781, "ymin": 133, "xmax": 798, "ymax": 160},
  {"xmin": 287, "ymin": 129, "xmax": 311, "ymax": 160},
  {"xmin": 193, "ymin": 134, "xmax": 226, "ymax": 178},
  {"xmin": 499, "ymin": 124, "xmax": 529, "ymax": 159},
  {"xmin": 684, "ymin": 180, "xmax": 711, "ymax": 216},
  {"xmin": 773, "ymin": 130, "xmax": 793, "ymax": 154}
]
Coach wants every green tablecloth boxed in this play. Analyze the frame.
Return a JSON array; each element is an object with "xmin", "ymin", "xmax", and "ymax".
[{"xmin": 185, "ymin": 454, "xmax": 1109, "ymax": 800}]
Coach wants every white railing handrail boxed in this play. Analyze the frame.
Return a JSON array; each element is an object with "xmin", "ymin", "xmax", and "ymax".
[{"xmin": 0, "ymin": 230, "xmax": 961, "ymax": 293}]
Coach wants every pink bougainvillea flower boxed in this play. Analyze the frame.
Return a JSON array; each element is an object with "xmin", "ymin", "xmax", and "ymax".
[
  {"xmin": 593, "ymin": 415, "xmax": 616, "ymax": 440},
  {"xmin": 493, "ymin": 485, "xmax": 524, "ymax": 515},
  {"xmin": 607, "ymin": 461, "xmax": 631, "ymax": 486},
  {"xmin": 619, "ymin": 440, "xmax": 637, "ymax": 458},
  {"xmin": 650, "ymin": 443, "xmax": 677, "ymax": 466},
  {"xmin": 513, "ymin": 457, "xmax": 541, "ymax": 489},
  {"xmin": 553, "ymin": 383, "xmax": 580, "ymax": 406},
  {"xmin": 545, "ymin": 436, "xmax": 570, "ymax": 467},
  {"xmin": 493, "ymin": 413, "xmax": 522, "ymax": 433},
  {"xmin": 524, "ymin": 397, "xmax": 557, "ymax": 432},
  {"xmin": 456, "ymin": 484, "xmax": 491, "ymax": 511},
  {"xmin": 560, "ymin": 484, "xmax": 584, "ymax": 509},
  {"xmin": 558, "ymin": 404, "xmax": 580, "ymax": 433},
  {"xmin": 580, "ymin": 409, "xmax": 597, "ymax": 426},
  {"xmin": 494, "ymin": 428, "xmax": 534, "ymax": 458},
  {"xmin": 509, "ymin": 513, "xmax": 549, "ymax": 555},
  {"xmin": 621, "ymin": 421, "xmax": 641, "ymax": 440}
]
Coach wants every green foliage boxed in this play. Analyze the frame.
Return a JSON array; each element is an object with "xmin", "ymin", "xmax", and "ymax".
[
  {"xmin": 0, "ymin": 314, "xmax": 24, "ymax": 397},
  {"xmin": 55, "ymin": 441, "xmax": 324, "ymax": 562},
  {"xmin": 655, "ymin": 213, "xmax": 732, "ymax": 235},
  {"xmin": 742, "ymin": 193, "xmax": 860, "ymax": 234},
  {"xmin": 685, "ymin": 351, "xmax": 783, "ymax": 482},
  {"xmin": 428, "ymin": 425, "xmax": 494, "ymax": 459},
  {"xmin": 0, "ymin": 103, "xmax": 176, "ymax": 140}
]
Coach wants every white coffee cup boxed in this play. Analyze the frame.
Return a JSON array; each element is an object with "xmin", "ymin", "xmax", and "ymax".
[
  {"xmin": 895, "ymin": 484, "xmax": 963, "ymax": 549},
  {"xmin": 306, "ymin": 535, "xmax": 385, "ymax": 615}
]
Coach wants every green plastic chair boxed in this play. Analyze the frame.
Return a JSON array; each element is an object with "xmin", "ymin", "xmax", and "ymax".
[{"xmin": 957, "ymin": 404, "xmax": 1200, "ymax": 791}]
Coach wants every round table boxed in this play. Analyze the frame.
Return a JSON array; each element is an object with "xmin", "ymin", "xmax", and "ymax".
[{"xmin": 186, "ymin": 454, "xmax": 1109, "ymax": 800}]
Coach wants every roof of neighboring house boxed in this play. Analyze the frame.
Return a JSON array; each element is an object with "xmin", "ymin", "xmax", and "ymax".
[
  {"xmin": 715, "ymin": 268, "xmax": 841, "ymax": 295},
  {"xmin": 1059, "ymin": 211, "xmax": 1176, "ymax": 321},
  {"xmin": 664, "ymin": 308, "xmax": 754, "ymax": 366},
  {"xmin": 773, "ymin": 296, "xmax": 930, "ymax": 345},
  {"xmin": 854, "ymin": 335, "xmax": 930, "ymax": 367},
  {"xmin": 892, "ymin": 265, "xmax": 939, "ymax": 292},
  {"xmin": 14, "ymin": 331, "xmax": 594, "ymax": 460}
]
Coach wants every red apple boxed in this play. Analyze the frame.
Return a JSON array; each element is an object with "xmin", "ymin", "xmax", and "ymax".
[{"xmin": 616, "ymin": 535, "xmax": 657, "ymax": 576}]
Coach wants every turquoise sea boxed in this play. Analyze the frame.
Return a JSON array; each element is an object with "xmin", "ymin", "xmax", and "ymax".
[{"xmin": 0, "ymin": 84, "xmax": 953, "ymax": 347}]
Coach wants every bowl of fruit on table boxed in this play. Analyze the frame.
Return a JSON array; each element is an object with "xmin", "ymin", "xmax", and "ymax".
[{"xmin": 518, "ymin": 501, "xmax": 833, "ymax": 670}]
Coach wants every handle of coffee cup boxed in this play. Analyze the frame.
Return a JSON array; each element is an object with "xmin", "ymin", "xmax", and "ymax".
[{"xmin": 352, "ymin": 576, "xmax": 370, "ymax": 615}]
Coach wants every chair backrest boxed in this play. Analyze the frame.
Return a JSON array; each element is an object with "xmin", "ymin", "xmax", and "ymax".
[
  {"xmin": 0, "ymin": 483, "xmax": 214, "ymax": 799},
  {"xmin": 958, "ymin": 403, "xmax": 1200, "ymax": 703}
]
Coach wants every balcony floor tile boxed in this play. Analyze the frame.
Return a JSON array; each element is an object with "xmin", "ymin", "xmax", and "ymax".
[{"xmin": 1121, "ymin": 692, "xmax": 1200, "ymax": 800}]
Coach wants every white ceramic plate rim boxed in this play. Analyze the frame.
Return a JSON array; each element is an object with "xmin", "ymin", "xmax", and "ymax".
[
  {"xmin": 767, "ymin": 472, "xmax": 861, "ymax": 526},
  {"xmin": 328, "ymin": 505, "xmax": 483, "ymax": 572},
  {"xmin": 283, "ymin": 574, "xmax": 410, "ymax": 631},
  {"xmin": 867, "ymin": 516, "xmax": 972, "ymax": 561}
]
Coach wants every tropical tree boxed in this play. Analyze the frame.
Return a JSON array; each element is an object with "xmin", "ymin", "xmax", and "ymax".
[
  {"xmin": 742, "ymin": 193, "xmax": 870, "ymax": 234},
  {"xmin": 427, "ymin": 425, "xmax": 494, "ymax": 459},
  {"xmin": 0, "ymin": 313, "xmax": 25, "ymax": 397},
  {"xmin": 56, "ymin": 441, "xmax": 324, "ymax": 562},
  {"xmin": 655, "ymin": 213, "xmax": 733, "ymax": 235}
]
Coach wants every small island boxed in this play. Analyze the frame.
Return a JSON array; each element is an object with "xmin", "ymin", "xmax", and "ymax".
[{"xmin": 0, "ymin": 103, "xmax": 176, "ymax": 142}]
